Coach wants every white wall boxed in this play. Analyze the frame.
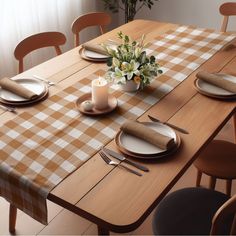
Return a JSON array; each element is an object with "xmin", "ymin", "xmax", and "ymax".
[{"xmin": 116, "ymin": 0, "xmax": 236, "ymax": 31}]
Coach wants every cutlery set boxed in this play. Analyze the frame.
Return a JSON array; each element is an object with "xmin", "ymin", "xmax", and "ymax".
[
  {"xmin": 102, "ymin": 147, "xmax": 149, "ymax": 172},
  {"xmin": 99, "ymin": 151, "xmax": 143, "ymax": 177},
  {"xmin": 100, "ymin": 147, "xmax": 150, "ymax": 177}
]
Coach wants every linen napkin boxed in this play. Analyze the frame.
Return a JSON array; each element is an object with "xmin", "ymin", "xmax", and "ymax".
[
  {"xmin": 121, "ymin": 121, "xmax": 176, "ymax": 150},
  {"xmin": 81, "ymin": 42, "xmax": 108, "ymax": 56},
  {"xmin": 0, "ymin": 77, "xmax": 38, "ymax": 100},
  {"xmin": 196, "ymin": 71, "xmax": 236, "ymax": 93}
]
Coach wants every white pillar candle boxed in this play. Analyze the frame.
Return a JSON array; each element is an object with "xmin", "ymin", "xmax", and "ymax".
[{"xmin": 91, "ymin": 77, "xmax": 108, "ymax": 110}]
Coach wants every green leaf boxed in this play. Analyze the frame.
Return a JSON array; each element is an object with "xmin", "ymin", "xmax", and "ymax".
[
  {"xmin": 107, "ymin": 57, "xmax": 113, "ymax": 67},
  {"xmin": 150, "ymin": 55, "xmax": 156, "ymax": 63}
]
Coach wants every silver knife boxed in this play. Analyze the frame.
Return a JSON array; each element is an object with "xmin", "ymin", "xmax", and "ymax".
[
  {"xmin": 0, "ymin": 104, "xmax": 17, "ymax": 113},
  {"xmin": 102, "ymin": 147, "xmax": 149, "ymax": 172},
  {"xmin": 148, "ymin": 115, "xmax": 189, "ymax": 134}
]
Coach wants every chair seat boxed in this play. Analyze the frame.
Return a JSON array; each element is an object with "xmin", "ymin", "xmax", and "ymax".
[
  {"xmin": 152, "ymin": 187, "xmax": 231, "ymax": 235},
  {"xmin": 194, "ymin": 140, "xmax": 236, "ymax": 179}
]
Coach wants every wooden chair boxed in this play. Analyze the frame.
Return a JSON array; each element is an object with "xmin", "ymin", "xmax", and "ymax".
[
  {"xmin": 71, "ymin": 12, "xmax": 111, "ymax": 47},
  {"xmin": 219, "ymin": 2, "xmax": 236, "ymax": 32},
  {"xmin": 14, "ymin": 31, "xmax": 66, "ymax": 73},
  {"xmin": 194, "ymin": 140, "xmax": 236, "ymax": 196},
  {"xmin": 194, "ymin": 2, "xmax": 236, "ymax": 195},
  {"xmin": 9, "ymin": 204, "xmax": 17, "ymax": 233},
  {"xmin": 152, "ymin": 187, "xmax": 236, "ymax": 235}
]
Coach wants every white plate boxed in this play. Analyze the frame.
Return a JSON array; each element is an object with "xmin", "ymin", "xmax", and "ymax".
[
  {"xmin": 0, "ymin": 78, "xmax": 46, "ymax": 102},
  {"xmin": 79, "ymin": 48, "xmax": 108, "ymax": 62},
  {"xmin": 195, "ymin": 73, "xmax": 236, "ymax": 97},
  {"xmin": 117, "ymin": 122, "xmax": 177, "ymax": 156},
  {"xmin": 0, "ymin": 88, "xmax": 49, "ymax": 106},
  {"xmin": 84, "ymin": 49, "xmax": 109, "ymax": 59}
]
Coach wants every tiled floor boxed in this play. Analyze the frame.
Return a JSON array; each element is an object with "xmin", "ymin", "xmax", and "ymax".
[{"xmin": 0, "ymin": 119, "xmax": 235, "ymax": 235}]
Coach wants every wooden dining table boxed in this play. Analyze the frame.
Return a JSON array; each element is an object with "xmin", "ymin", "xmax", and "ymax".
[{"xmin": 1, "ymin": 20, "xmax": 236, "ymax": 235}]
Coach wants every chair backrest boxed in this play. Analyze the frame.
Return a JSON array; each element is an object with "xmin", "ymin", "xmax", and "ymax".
[
  {"xmin": 71, "ymin": 12, "xmax": 111, "ymax": 47},
  {"xmin": 14, "ymin": 31, "xmax": 66, "ymax": 74},
  {"xmin": 219, "ymin": 2, "xmax": 236, "ymax": 32},
  {"xmin": 211, "ymin": 194, "xmax": 236, "ymax": 235}
]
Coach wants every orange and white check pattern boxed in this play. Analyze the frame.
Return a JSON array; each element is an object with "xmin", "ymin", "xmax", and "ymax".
[{"xmin": 0, "ymin": 26, "xmax": 234, "ymax": 224}]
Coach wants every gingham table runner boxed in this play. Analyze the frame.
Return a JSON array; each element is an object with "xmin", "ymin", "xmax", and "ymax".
[{"xmin": 0, "ymin": 26, "xmax": 235, "ymax": 224}]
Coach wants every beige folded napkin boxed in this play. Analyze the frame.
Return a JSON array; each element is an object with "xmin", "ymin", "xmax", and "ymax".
[
  {"xmin": 81, "ymin": 42, "xmax": 108, "ymax": 56},
  {"xmin": 196, "ymin": 71, "xmax": 236, "ymax": 93},
  {"xmin": 121, "ymin": 121, "xmax": 176, "ymax": 150},
  {"xmin": 0, "ymin": 77, "xmax": 38, "ymax": 100}
]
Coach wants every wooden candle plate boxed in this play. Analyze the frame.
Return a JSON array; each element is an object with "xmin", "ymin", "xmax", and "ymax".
[{"xmin": 75, "ymin": 93, "xmax": 118, "ymax": 116}]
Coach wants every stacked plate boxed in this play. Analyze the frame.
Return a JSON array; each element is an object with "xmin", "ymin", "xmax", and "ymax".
[
  {"xmin": 194, "ymin": 73, "xmax": 236, "ymax": 100},
  {"xmin": 115, "ymin": 122, "xmax": 181, "ymax": 159},
  {"xmin": 0, "ymin": 78, "xmax": 49, "ymax": 106},
  {"xmin": 79, "ymin": 47, "xmax": 109, "ymax": 62}
]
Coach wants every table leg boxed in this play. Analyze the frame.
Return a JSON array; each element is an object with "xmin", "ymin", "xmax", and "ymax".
[{"xmin": 97, "ymin": 225, "xmax": 109, "ymax": 235}]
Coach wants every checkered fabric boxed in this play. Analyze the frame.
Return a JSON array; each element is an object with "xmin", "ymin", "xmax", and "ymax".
[{"xmin": 0, "ymin": 26, "xmax": 235, "ymax": 225}]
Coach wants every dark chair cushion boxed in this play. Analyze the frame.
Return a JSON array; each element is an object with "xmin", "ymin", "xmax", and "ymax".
[{"xmin": 152, "ymin": 187, "xmax": 231, "ymax": 235}]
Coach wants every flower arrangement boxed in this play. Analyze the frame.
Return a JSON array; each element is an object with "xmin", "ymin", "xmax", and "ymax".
[{"xmin": 103, "ymin": 32, "xmax": 162, "ymax": 90}]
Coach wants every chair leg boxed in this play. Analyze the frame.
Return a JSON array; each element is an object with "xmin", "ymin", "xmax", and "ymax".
[
  {"xmin": 233, "ymin": 114, "xmax": 236, "ymax": 143},
  {"xmin": 9, "ymin": 204, "xmax": 17, "ymax": 233},
  {"xmin": 226, "ymin": 179, "xmax": 232, "ymax": 197},
  {"xmin": 209, "ymin": 176, "xmax": 216, "ymax": 190},
  {"xmin": 196, "ymin": 170, "xmax": 202, "ymax": 187}
]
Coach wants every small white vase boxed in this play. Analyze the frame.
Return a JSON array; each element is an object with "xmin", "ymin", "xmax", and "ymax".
[{"xmin": 119, "ymin": 80, "xmax": 140, "ymax": 92}]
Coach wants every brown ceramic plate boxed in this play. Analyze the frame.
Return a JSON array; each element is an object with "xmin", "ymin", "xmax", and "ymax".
[
  {"xmin": 0, "ymin": 87, "xmax": 49, "ymax": 106},
  {"xmin": 0, "ymin": 78, "xmax": 47, "ymax": 103},
  {"xmin": 194, "ymin": 78, "xmax": 236, "ymax": 100},
  {"xmin": 75, "ymin": 93, "xmax": 117, "ymax": 116},
  {"xmin": 115, "ymin": 122, "xmax": 181, "ymax": 159},
  {"xmin": 78, "ymin": 48, "xmax": 109, "ymax": 62}
]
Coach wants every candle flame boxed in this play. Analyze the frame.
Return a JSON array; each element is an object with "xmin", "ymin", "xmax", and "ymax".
[{"xmin": 98, "ymin": 76, "xmax": 103, "ymax": 85}]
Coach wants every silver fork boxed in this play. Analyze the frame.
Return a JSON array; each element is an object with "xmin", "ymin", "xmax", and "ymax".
[{"xmin": 99, "ymin": 151, "xmax": 142, "ymax": 177}]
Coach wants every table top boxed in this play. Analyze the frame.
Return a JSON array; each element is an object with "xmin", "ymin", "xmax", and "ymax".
[{"xmin": 1, "ymin": 20, "xmax": 236, "ymax": 233}]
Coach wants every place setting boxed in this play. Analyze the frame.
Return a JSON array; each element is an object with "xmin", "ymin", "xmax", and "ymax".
[
  {"xmin": 98, "ymin": 118, "xmax": 183, "ymax": 176},
  {"xmin": 114, "ymin": 119, "xmax": 181, "ymax": 159},
  {"xmin": 100, "ymin": 116, "xmax": 183, "ymax": 168},
  {"xmin": 194, "ymin": 71, "xmax": 236, "ymax": 100},
  {"xmin": 79, "ymin": 41, "xmax": 116, "ymax": 62},
  {"xmin": 0, "ymin": 76, "xmax": 49, "ymax": 108}
]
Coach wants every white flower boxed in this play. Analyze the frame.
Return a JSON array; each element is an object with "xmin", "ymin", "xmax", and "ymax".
[
  {"xmin": 112, "ymin": 67, "xmax": 126, "ymax": 84},
  {"xmin": 121, "ymin": 60, "xmax": 140, "ymax": 80}
]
